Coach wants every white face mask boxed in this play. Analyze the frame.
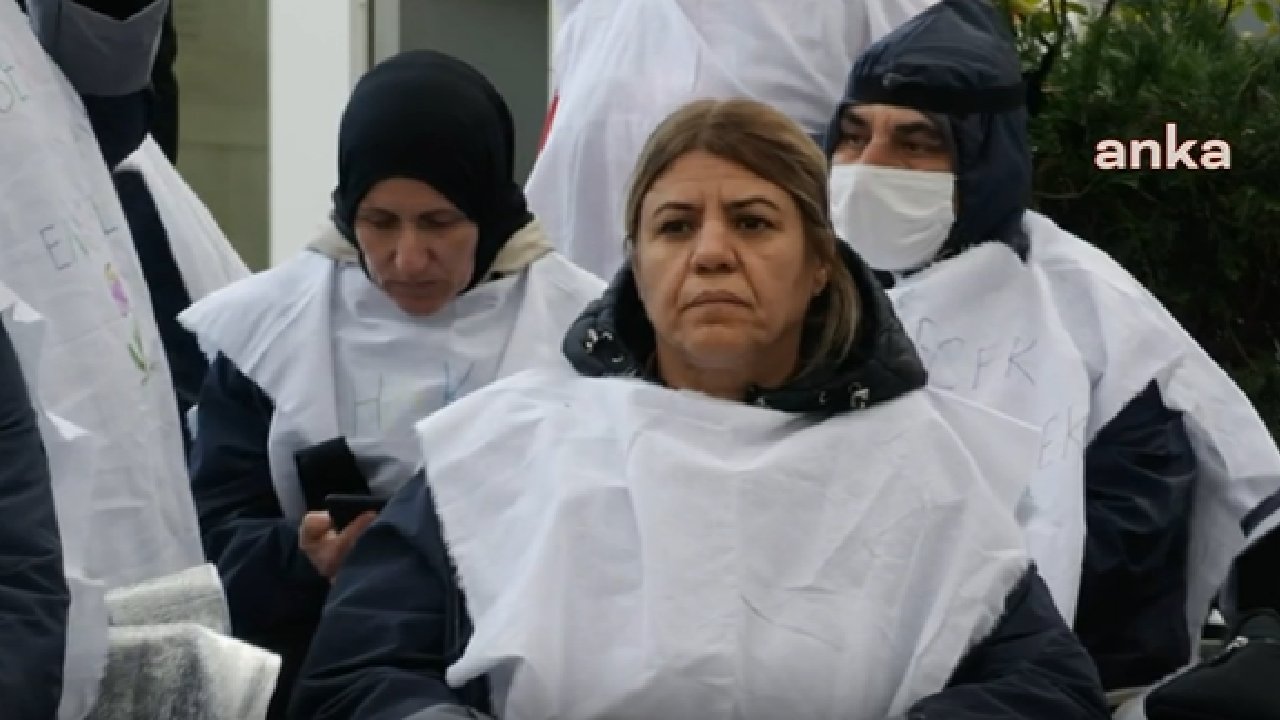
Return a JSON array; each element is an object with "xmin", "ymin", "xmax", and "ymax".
[{"xmin": 828, "ymin": 164, "xmax": 956, "ymax": 272}]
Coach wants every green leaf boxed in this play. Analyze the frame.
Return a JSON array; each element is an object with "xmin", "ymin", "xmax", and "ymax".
[{"xmin": 1254, "ymin": 0, "xmax": 1274, "ymax": 23}]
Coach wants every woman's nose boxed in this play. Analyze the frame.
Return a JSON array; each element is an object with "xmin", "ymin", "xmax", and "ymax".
[
  {"xmin": 690, "ymin": 217, "xmax": 736, "ymax": 273},
  {"xmin": 392, "ymin": 233, "xmax": 434, "ymax": 275}
]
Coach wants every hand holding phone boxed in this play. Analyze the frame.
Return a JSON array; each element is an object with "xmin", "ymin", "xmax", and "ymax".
[{"xmin": 299, "ymin": 508, "xmax": 376, "ymax": 580}]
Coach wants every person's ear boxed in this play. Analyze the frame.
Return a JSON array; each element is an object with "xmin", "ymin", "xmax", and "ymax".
[{"xmin": 813, "ymin": 266, "xmax": 829, "ymax": 297}]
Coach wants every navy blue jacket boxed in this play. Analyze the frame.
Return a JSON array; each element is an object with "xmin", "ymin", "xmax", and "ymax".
[
  {"xmin": 292, "ymin": 223, "xmax": 1110, "ymax": 720},
  {"xmin": 0, "ymin": 322, "xmax": 71, "ymax": 720},
  {"xmin": 189, "ymin": 353, "xmax": 329, "ymax": 720},
  {"xmin": 823, "ymin": 0, "xmax": 1200, "ymax": 690}
]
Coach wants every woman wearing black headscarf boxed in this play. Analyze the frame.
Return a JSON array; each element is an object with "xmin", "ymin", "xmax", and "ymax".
[{"xmin": 180, "ymin": 50, "xmax": 605, "ymax": 718}]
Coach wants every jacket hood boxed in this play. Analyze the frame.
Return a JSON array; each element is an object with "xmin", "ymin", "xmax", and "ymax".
[
  {"xmin": 824, "ymin": 0, "xmax": 1032, "ymax": 262},
  {"xmin": 562, "ymin": 243, "xmax": 927, "ymax": 414}
]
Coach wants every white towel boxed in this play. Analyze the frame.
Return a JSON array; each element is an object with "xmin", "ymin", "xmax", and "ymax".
[
  {"xmin": 87, "ymin": 624, "xmax": 279, "ymax": 720},
  {"xmin": 86, "ymin": 564, "xmax": 280, "ymax": 720},
  {"xmin": 104, "ymin": 564, "xmax": 230, "ymax": 632}
]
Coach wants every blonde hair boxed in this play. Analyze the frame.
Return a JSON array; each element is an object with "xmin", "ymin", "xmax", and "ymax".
[{"xmin": 623, "ymin": 98, "xmax": 859, "ymax": 374}]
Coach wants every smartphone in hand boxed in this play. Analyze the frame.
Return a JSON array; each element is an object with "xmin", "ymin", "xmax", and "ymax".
[{"xmin": 325, "ymin": 494, "xmax": 388, "ymax": 532}]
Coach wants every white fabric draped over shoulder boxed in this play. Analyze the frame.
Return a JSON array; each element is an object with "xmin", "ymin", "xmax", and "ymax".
[
  {"xmin": 116, "ymin": 136, "xmax": 251, "ymax": 302},
  {"xmin": 415, "ymin": 368, "xmax": 1039, "ymax": 719},
  {"xmin": 0, "ymin": 6, "xmax": 205, "ymax": 717},
  {"xmin": 0, "ymin": 283, "xmax": 109, "ymax": 720},
  {"xmin": 1025, "ymin": 210, "xmax": 1280, "ymax": 655},
  {"xmin": 532, "ymin": 0, "xmax": 941, "ymax": 279},
  {"xmin": 886, "ymin": 242, "xmax": 1092, "ymax": 622},
  {"xmin": 180, "ymin": 224, "xmax": 605, "ymax": 519}
]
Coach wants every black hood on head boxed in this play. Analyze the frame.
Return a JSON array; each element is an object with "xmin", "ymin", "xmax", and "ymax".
[
  {"xmin": 561, "ymin": 243, "xmax": 927, "ymax": 414},
  {"xmin": 823, "ymin": 0, "xmax": 1031, "ymax": 262},
  {"xmin": 332, "ymin": 50, "xmax": 532, "ymax": 291}
]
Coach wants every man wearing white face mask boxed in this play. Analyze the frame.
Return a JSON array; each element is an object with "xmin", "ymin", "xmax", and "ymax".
[{"xmin": 822, "ymin": 0, "xmax": 1280, "ymax": 706}]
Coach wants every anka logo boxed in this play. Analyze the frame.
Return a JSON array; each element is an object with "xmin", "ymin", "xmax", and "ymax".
[{"xmin": 1094, "ymin": 123, "xmax": 1230, "ymax": 170}]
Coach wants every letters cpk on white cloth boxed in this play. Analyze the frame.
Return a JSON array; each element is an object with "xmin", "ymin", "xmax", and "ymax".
[
  {"xmin": 887, "ymin": 242, "xmax": 1092, "ymax": 622},
  {"xmin": 116, "ymin": 136, "xmax": 252, "ymax": 301},
  {"xmin": 1025, "ymin": 210, "xmax": 1280, "ymax": 657},
  {"xmin": 416, "ymin": 369, "xmax": 1037, "ymax": 720},
  {"xmin": 0, "ymin": 7, "xmax": 206, "ymax": 718},
  {"xmin": 531, "ymin": 0, "xmax": 941, "ymax": 279},
  {"xmin": 180, "ymin": 246, "xmax": 604, "ymax": 519}
]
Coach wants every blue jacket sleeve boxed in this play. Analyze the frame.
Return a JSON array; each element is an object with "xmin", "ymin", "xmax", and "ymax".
[
  {"xmin": 189, "ymin": 353, "xmax": 329, "ymax": 640},
  {"xmin": 1074, "ymin": 380, "xmax": 1198, "ymax": 690},
  {"xmin": 290, "ymin": 476, "xmax": 490, "ymax": 720},
  {"xmin": 191, "ymin": 353, "xmax": 331, "ymax": 718},
  {"xmin": 0, "ymin": 322, "xmax": 70, "ymax": 720},
  {"xmin": 909, "ymin": 568, "xmax": 1111, "ymax": 720}
]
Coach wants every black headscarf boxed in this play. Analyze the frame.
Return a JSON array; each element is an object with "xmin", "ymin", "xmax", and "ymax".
[{"xmin": 332, "ymin": 50, "xmax": 532, "ymax": 291}]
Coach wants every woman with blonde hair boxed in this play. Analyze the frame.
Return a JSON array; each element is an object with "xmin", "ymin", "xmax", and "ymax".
[{"xmin": 291, "ymin": 98, "xmax": 1110, "ymax": 720}]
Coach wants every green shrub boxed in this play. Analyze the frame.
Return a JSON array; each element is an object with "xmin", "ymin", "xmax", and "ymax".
[{"xmin": 1003, "ymin": 0, "xmax": 1280, "ymax": 429}]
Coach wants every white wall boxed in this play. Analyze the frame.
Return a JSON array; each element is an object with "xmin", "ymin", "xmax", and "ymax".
[{"xmin": 268, "ymin": 0, "xmax": 369, "ymax": 264}]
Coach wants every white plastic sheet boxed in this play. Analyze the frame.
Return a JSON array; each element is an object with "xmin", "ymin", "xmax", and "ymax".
[
  {"xmin": 0, "ymin": 7, "xmax": 206, "ymax": 716},
  {"xmin": 1027, "ymin": 209, "xmax": 1280, "ymax": 655},
  {"xmin": 0, "ymin": 283, "xmax": 110, "ymax": 720},
  {"xmin": 0, "ymin": 0, "xmax": 203, "ymax": 589},
  {"xmin": 116, "ymin": 136, "xmax": 251, "ymax": 302},
  {"xmin": 888, "ymin": 242, "xmax": 1093, "ymax": 621},
  {"xmin": 181, "ymin": 243, "xmax": 605, "ymax": 519},
  {"xmin": 417, "ymin": 369, "xmax": 1035, "ymax": 719}
]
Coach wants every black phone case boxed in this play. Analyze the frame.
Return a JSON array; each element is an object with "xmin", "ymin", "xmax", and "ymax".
[
  {"xmin": 293, "ymin": 437, "xmax": 371, "ymax": 511},
  {"xmin": 326, "ymin": 495, "xmax": 388, "ymax": 531}
]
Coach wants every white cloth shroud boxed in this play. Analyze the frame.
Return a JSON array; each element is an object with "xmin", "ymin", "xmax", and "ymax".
[
  {"xmin": 887, "ymin": 242, "xmax": 1092, "ymax": 622},
  {"xmin": 116, "ymin": 135, "xmax": 252, "ymax": 302},
  {"xmin": 88, "ymin": 564, "xmax": 280, "ymax": 720},
  {"xmin": 180, "ymin": 248, "xmax": 605, "ymax": 520},
  {"xmin": 0, "ymin": 8, "xmax": 206, "ymax": 718},
  {"xmin": 1025, "ymin": 210, "xmax": 1280, "ymax": 658},
  {"xmin": 531, "ymin": 0, "xmax": 940, "ymax": 279},
  {"xmin": 0, "ymin": 292, "xmax": 273, "ymax": 720},
  {"xmin": 0, "ymin": 283, "xmax": 109, "ymax": 720},
  {"xmin": 0, "ymin": 289, "xmax": 275, "ymax": 720},
  {"xmin": 417, "ymin": 368, "xmax": 1039, "ymax": 719}
]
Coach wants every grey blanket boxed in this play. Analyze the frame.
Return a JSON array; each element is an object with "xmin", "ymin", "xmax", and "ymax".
[{"xmin": 86, "ymin": 564, "xmax": 280, "ymax": 720}]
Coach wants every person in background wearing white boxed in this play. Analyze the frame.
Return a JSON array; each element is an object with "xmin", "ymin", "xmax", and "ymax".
[
  {"xmin": 529, "ymin": 0, "xmax": 939, "ymax": 281},
  {"xmin": 823, "ymin": 0, "xmax": 1280, "ymax": 699}
]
